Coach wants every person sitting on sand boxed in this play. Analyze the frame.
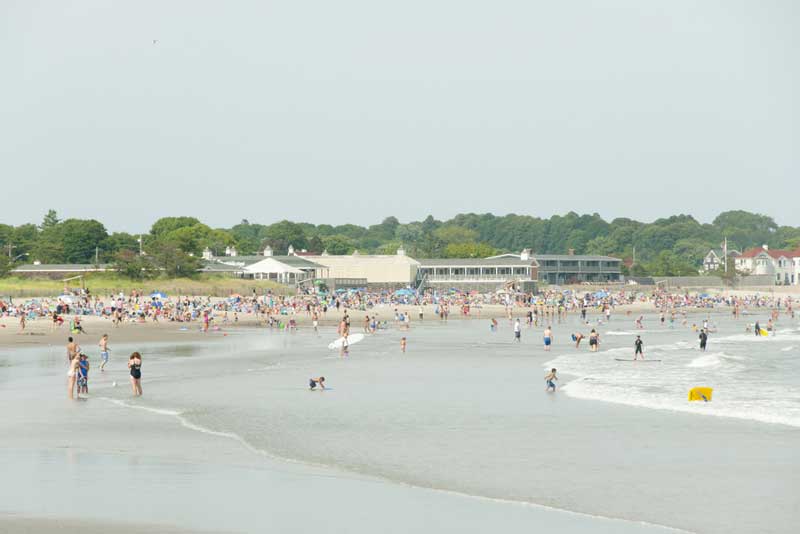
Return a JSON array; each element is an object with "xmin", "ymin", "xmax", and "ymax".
[
  {"xmin": 309, "ymin": 376, "xmax": 325, "ymax": 390},
  {"xmin": 545, "ymin": 368, "xmax": 557, "ymax": 392}
]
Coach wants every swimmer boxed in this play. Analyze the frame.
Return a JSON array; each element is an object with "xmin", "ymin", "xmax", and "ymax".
[
  {"xmin": 634, "ymin": 335, "xmax": 644, "ymax": 360},
  {"xmin": 400, "ymin": 337, "xmax": 407, "ymax": 353},
  {"xmin": 588, "ymin": 329, "xmax": 599, "ymax": 352},
  {"xmin": 543, "ymin": 326, "xmax": 553, "ymax": 351},
  {"xmin": 572, "ymin": 332, "xmax": 584, "ymax": 348},
  {"xmin": 309, "ymin": 376, "xmax": 325, "ymax": 390},
  {"xmin": 98, "ymin": 334, "xmax": 110, "ymax": 371},
  {"xmin": 545, "ymin": 368, "xmax": 557, "ymax": 392}
]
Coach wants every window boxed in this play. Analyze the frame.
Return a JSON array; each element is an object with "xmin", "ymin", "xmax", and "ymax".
[{"xmin": 585, "ymin": 261, "xmax": 599, "ymax": 267}]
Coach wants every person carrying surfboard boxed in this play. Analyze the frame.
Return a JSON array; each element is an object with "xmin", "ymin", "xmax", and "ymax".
[{"xmin": 634, "ymin": 335, "xmax": 644, "ymax": 360}]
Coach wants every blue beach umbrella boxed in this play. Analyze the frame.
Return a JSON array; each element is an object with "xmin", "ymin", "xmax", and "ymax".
[{"xmin": 150, "ymin": 291, "xmax": 168, "ymax": 299}]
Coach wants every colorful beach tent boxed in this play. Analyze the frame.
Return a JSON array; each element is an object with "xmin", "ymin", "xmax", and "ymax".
[{"xmin": 688, "ymin": 387, "xmax": 713, "ymax": 402}]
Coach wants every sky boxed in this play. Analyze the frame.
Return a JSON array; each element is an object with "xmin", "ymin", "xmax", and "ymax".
[{"xmin": 1, "ymin": 1, "xmax": 797, "ymax": 232}]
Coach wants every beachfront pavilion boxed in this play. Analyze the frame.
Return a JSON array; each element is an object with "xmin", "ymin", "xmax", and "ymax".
[{"xmin": 207, "ymin": 255, "xmax": 328, "ymax": 284}]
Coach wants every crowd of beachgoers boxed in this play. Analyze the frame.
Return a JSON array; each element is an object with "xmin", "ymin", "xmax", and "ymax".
[{"xmin": 0, "ymin": 285, "xmax": 796, "ymax": 332}]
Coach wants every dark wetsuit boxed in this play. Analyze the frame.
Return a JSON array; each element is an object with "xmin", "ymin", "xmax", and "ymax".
[
  {"xmin": 634, "ymin": 338, "xmax": 643, "ymax": 355},
  {"xmin": 699, "ymin": 332, "xmax": 708, "ymax": 351}
]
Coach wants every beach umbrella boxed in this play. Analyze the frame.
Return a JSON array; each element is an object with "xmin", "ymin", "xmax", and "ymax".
[
  {"xmin": 150, "ymin": 291, "xmax": 167, "ymax": 299},
  {"xmin": 58, "ymin": 295, "xmax": 74, "ymax": 304}
]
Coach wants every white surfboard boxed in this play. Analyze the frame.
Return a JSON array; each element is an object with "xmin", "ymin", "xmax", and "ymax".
[{"xmin": 328, "ymin": 333, "xmax": 365, "ymax": 350}]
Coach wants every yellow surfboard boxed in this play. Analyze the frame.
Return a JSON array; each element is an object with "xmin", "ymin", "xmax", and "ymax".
[
  {"xmin": 688, "ymin": 387, "xmax": 713, "ymax": 402},
  {"xmin": 759, "ymin": 328, "xmax": 769, "ymax": 336}
]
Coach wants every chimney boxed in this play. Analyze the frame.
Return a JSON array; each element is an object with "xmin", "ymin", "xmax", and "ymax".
[
  {"xmin": 229, "ymin": 246, "xmax": 237, "ymax": 257},
  {"xmin": 397, "ymin": 247, "xmax": 406, "ymax": 256},
  {"xmin": 263, "ymin": 246, "xmax": 273, "ymax": 257},
  {"xmin": 288, "ymin": 245, "xmax": 295, "ymax": 256},
  {"xmin": 321, "ymin": 249, "xmax": 329, "ymax": 256},
  {"xmin": 520, "ymin": 248, "xmax": 530, "ymax": 261},
  {"xmin": 202, "ymin": 247, "xmax": 213, "ymax": 260},
  {"xmin": 568, "ymin": 248, "xmax": 575, "ymax": 256},
  {"xmin": 762, "ymin": 244, "xmax": 769, "ymax": 251}
]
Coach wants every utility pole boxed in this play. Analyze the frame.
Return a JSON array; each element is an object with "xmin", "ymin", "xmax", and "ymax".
[
  {"xmin": 632, "ymin": 246, "xmax": 636, "ymax": 267},
  {"xmin": 723, "ymin": 237, "xmax": 728, "ymax": 273},
  {"xmin": 138, "ymin": 235, "xmax": 144, "ymax": 256},
  {"xmin": 95, "ymin": 246, "xmax": 99, "ymax": 265},
  {"xmin": 5, "ymin": 243, "xmax": 15, "ymax": 258}
]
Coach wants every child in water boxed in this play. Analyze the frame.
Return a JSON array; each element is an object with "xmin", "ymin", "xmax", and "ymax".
[
  {"xmin": 400, "ymin": 337, "xmax": 407, "ymax": 353},
  {"xmin": 309, "ymin": 376, "xmax": 325, "ymax": 390},
  {"xmin": 545, "ymin": 368, "xmax": 558, "ymax": 392}
]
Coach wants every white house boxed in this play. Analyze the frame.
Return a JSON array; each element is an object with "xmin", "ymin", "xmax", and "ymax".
[{"xmin": 735, "ymin": 245, "xmax": 800, "ymax": 285}]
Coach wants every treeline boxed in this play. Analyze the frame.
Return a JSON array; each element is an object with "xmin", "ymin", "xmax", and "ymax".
[{"xmin": 1, "ymin": 210, "xmax": 799, "ymax": 278}]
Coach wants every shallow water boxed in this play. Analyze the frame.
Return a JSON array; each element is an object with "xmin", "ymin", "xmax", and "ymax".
[{"xmin": 1, "ymin": 310, "xmax": 798, "ymax": 533}]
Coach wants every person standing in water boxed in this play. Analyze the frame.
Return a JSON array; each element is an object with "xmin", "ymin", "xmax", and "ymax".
[
  {"xmin": 699, "ymin": 329, "xmax": 708, "ymax": 351},
  {"xmin": 543, "ymin": 326, "xmax": 553, "ymax": 351},
  {"xmin": 572, "ymin": 332, "xmax": 584, "ymax": 348},
  {"xmin": 513, "ymin": 318, "xmax": 521, "ymax": 342},
  {"xmin": 634, "ymin": 335, "xmax": 644, "ymax": 360},
  {"xmin": 588, "ymin": 329, "xmax": 600, "ymax": 352},
  {"xmin": 400, "ymin": 337, "xmax": 407, "ymax": 353},
  {"xmin": 67, "ymin": 354, "xmax": 80, "ymax": 399},
  {"xmin": 545, "ymin": 368, "xmax": 558, "ymax": 392},
  {"xmin": 128, "ymin": 352, "xmax": 142, "ymax": 396},
  {"xmin": 98, "ymin": 334, "xmax": 110, "ymax": 371}
]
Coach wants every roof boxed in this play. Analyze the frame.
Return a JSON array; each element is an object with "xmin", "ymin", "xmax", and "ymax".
[
  {"xmin": 198, "ymin": 261, "xmax": 243, "ymax": 273},
  {"xmin": 12, "ymin": 263, "xmax": 111, "ymax": 272},
  {"xmin": 739, "ymin": 247, "xmax": 799, "ymax": 259},
  {"xmin": 418, "ymin": 253, "xmax": 620, "ymax": 267}
]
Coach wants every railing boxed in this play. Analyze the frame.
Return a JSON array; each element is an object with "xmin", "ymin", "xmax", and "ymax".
[{"xmin": 425, "ymin": 274, "xmax": 532, "ymax": 282}]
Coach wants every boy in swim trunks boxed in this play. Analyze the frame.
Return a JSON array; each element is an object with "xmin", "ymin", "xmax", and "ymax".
[
  {"xmin": 545, "ymin": 368, "xmax": 557, "ymax": 392},
  {"xmin": 634, "ymin": 335, "xmax": 644, "ymax": 360}
]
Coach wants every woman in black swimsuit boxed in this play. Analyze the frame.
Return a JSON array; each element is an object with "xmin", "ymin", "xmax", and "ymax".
[{"xmin": 128, "ymin": 352, "xmax": 142, "ymax": 396}]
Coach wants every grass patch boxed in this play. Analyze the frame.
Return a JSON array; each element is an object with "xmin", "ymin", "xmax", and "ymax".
[{"xmin": 0, "ymin": 274, "xmax": 289, "ymax": 298}]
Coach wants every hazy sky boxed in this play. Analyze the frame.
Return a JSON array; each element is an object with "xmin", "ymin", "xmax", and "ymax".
[{"xmin": 1, "ymin": 1, "xmax": 797, "ymax": 232}]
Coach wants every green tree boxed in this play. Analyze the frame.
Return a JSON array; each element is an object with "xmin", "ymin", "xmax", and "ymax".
[
  {"xmin": 443, "ymin": 242, "xmax": 497, "ymax": 258},
  {"xmin": 0, "ymin": 255, "xmax": 10, "ymax": 278},
  {"xmin": 113, "ymin": 249, "xmax": 151, "ymax": 280},
  {"xmin": 150, "ymin": 217, "xmax": 202, "ymax": 237},
  {"xmin": 148, "ymin": 241, "xmax": 201, "ymax": 277},
  {"xmin": 60, "ymin": 219, "xmax": 109, "ymax": 263},
  {"xmin": 322, "ymin": 235, "xmax": 356, "ymax": 255},
  {"xmin": 40, "ymin": 209, "xmax": 60, "ymax": 230},
  {"xmin": 261, "ymin": 221, "xmax": 308, "ymax": 254},
  {"xmin": 646, "ymin": 251, "xmax": 698, "ymax": 276}
]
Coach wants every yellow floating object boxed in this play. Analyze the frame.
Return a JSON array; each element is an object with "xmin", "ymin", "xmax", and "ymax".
[
  {"xmin": 759, "ymin": 329, "xmax": 769, "ymax": 336},
  {"xmin": 688, "ymin": 387, "xmax": 713, "ymax": 402}
]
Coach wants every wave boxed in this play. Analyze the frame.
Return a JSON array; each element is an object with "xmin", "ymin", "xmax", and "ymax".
[
  {"xmin": 686, "ymin": 354, "xmax": 721, "ymax": 368},
  {"xmin": 96, "ymin": 396, "xmax": 690, "ymax": 533}
]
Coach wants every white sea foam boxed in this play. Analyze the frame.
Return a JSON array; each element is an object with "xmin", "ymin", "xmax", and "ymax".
[{"xmin": 687, "ymin": 354, "xmax": 721, "ymax": 368}]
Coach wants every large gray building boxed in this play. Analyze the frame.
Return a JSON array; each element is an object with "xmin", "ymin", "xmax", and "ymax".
[{"xmin": 417, "ymin": 249, "xmax": 621, "ymax": 289}]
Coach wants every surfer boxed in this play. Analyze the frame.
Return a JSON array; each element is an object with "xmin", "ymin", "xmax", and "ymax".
[
  {"xmin": 754, "ymin": 321, "xmax": 761, "ymax": 336},
  {"xmin": 634, "ymin": 335, "xmax": 644, "ymax": 360},
  {"xmin": 545, "ymin": 368, "xmax": 557, "ymax": 392},
  {"xmin": 699, "ymin": 329, "xmax": 708, "ymax": 351},
  {"xmin": 309, "ymin": 376, "xmax": 325, "ymax": 390}
]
